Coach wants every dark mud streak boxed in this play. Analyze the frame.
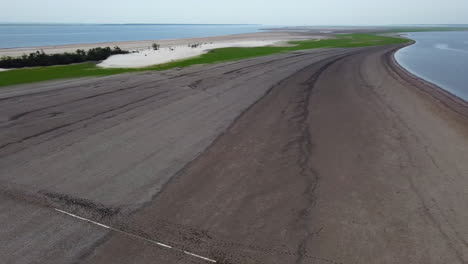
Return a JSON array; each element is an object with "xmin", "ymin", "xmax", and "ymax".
[
  {"xmin": 291, "ymin": 56, "xmax": 352, "ymax": 264},
  {"xmin": 43, "ymin": 192, "xmax": 120, "ymax": 218},
  {"xmin": 2, "ymin": 51, "xmax": 330, "ymax": 129},
  {"xmin": 0, "ymin": 90, "xmax": 170, "ymax": 153},
  {"xmin": 0, "ymin": 183, "xmax": 119, "ymax": 219},
  {"xmin": 127, "ymin": 54, "xmax": 354, "ymax": 216},
  {"xmin": 0, "ymin": 81, "xmax": 101, "ymax": 102},
  {"xmin": 0, "ymin": 53, "xmax": 266, "ymax": 102},
  {"xmin": 7, "ymin": 84, "xmax": 150, "ymax": 122},
  {"xmin": 1, "ymin": 93, "xmax": 172, "ymax": 164},
  {"xmin": 221, "ymin": 52, "xmax": 309, "ymax": 75}
]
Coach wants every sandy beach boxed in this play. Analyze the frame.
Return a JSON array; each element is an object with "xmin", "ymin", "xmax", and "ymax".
[
  {"xmin": 0, "ymin": 31, "xmax": 324, "ymax": 70},
  {"xmin": 0, "ymin": 31, "xmax": 322, "ymax": 58}
]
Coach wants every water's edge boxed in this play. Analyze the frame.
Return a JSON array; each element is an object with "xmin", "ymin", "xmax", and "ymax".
[
  {"xmin": 391, "ymin": 43, "xmax": 468, "ymax": 120},
  {"xmin": 394, "ymin": 32, "xmax": 468, "ymax": 102}
]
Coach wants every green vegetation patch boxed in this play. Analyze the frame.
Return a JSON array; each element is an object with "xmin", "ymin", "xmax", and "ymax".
[
  {"xmin": 0, "ymin": 34, "xmax": 409, "ymax": 87},
  {"xmin": 0, "ymin": 46, "xmax": 129, "ymax": 69},
  {"xmin": 0, "ymin": 63, "xmax": 139, "ymax": 87}
]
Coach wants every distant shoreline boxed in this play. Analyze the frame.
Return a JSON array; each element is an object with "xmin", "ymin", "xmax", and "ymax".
[
  {"xmin": 0, "ymin": 31, "xmax": 317, "ymax": 58},
  {"xmin": 0, "ymin": 24, "xmax": 266, "ymax": 50},
  {"xmin": 0, "ymin": 23, "xmax": 262, "ymax": 26},
  {"xmin": 2, "ymin": 24, "xmax": 467, "ymax": 52}
]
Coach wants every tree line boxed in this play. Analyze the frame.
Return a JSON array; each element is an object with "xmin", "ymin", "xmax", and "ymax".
[{"xmin": 0, "ymin": 46, "xmax": 129, "ymax": 69}]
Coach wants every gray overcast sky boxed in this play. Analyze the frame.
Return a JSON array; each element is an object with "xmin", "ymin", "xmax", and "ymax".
[{"xmin": 2, "ymin": 0, "xmax": 468, "ymax": 25}]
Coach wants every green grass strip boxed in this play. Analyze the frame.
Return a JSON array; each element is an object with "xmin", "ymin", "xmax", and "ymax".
[{"xmin": 0, "ymin": 34, "xmax": 409, "ymax": 87}]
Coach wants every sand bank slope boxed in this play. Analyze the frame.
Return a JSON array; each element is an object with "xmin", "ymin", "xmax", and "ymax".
[{"xmin": 1, "ymin": 45, "xmax": 467, "ymax": 264}]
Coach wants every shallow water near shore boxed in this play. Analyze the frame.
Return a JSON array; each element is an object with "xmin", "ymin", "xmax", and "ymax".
[
  {"xmin": 395, "ymin": 31, "xmax": 468, "ymax": 101},
  {"xmin": 0, "ymin": 24, "xmax": 263, "ymax": 49}
]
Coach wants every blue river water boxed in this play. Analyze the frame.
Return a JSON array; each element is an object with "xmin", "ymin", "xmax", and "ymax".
[
  {"xmin": 0, "ymin": 24, "xmax": 263, "ymax": 49},
  {"xmin": 395, "ymin": 31, "xmax": 468, "ymax": 101}
]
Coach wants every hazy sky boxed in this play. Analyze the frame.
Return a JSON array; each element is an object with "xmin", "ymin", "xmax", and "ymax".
[{"xmin": 2, "ymin": 0, "xmax": 468, "ymax": 25}]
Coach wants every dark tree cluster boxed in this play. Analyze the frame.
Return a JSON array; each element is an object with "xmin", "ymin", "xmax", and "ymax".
[{"xmin": 0, "ymin": 46, "xmax": 129, "ymax": 69}]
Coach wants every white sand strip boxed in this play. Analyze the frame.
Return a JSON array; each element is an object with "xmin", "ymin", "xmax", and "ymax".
[
  {"xmin": 97, "ymin": 40, "xmax": 284, "ymax": 68},
  {"xmin": 0, "ymin": 68, "xmax": 9, "ymax": 72}
]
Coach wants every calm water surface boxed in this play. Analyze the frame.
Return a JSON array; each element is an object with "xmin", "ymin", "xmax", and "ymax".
[
  {"xmin": 395, "ymin": 31, "xmax": 468, "ymax": 101},
  {"xmin": 0, "ymin": 24, "xmax": 263, "ymax": 49}
]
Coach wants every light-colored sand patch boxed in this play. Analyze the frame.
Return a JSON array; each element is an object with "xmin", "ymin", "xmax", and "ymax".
[
  {"xmin": 0, "ymin": 68, "xmax": 9, "ymax": 72},
  {"xmin": 98, "ymin": 40, "xmax": 284, "ymax": 68}
]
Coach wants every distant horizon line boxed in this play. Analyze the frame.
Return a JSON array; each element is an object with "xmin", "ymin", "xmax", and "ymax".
[
  {"xmin": 1, "ymin": 22, "xmax": 467, "ymax": 27},
  {"xmin": 0, "ymin": 22, "xmax": 263, "ymax": 26}
]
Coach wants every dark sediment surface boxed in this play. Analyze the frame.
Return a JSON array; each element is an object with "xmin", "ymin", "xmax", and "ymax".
[{"xmin": 1, "ymin": 44, "xmax": 467, "ymax": 263}]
